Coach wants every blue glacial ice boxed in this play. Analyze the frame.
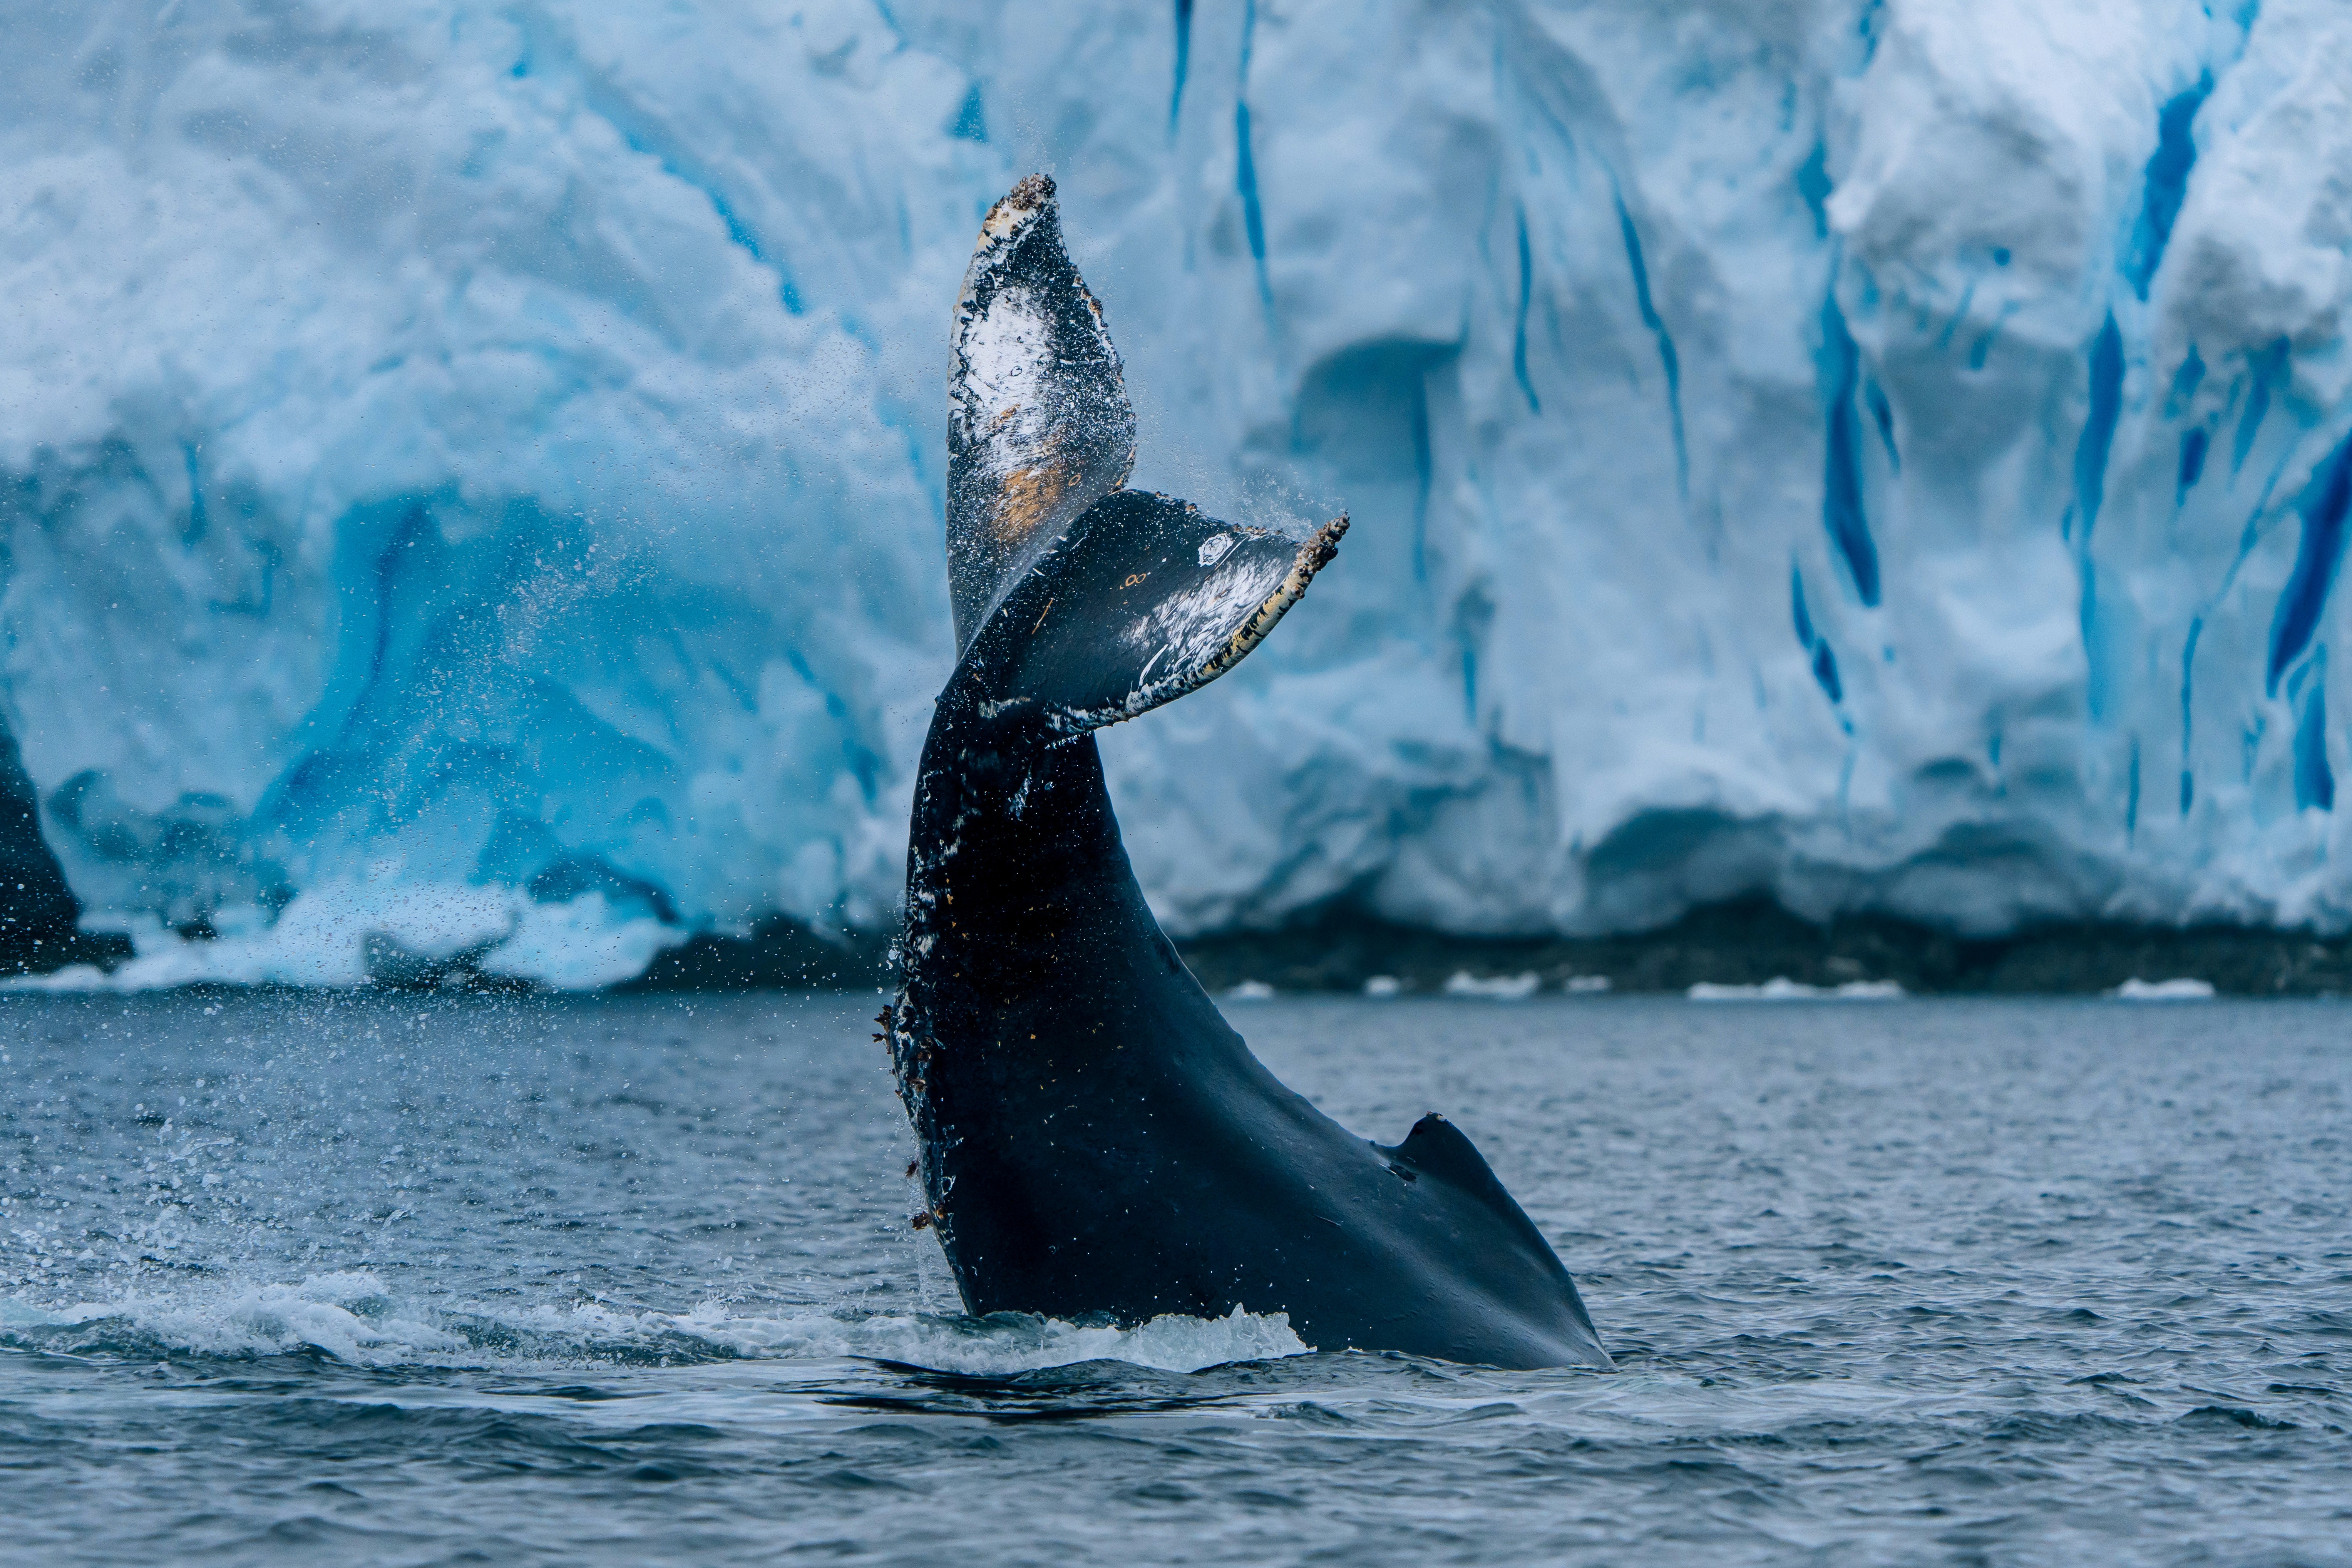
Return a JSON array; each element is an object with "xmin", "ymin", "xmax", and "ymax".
[{"xmin": 3, "ymin": 0, "xmax": 2352, "ymax": 987}]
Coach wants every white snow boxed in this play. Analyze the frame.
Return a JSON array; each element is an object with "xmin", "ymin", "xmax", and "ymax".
[{"xmin": 4, "ymin": 1, "xmax": 2351, "ymax": 986}]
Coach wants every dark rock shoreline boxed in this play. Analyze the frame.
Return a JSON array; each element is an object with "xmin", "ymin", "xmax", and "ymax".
[
  {"xmin": 1173, "ymin": 899, "xmax": 2352, "ymax": 997},
  {"xmin": 617, "ymin": 897, "xmax": 2352, "ymax": 998},
  {"xmin": 7, "ymin": 895, "xmax": 2349, "ymax": 997},
  {"xmin": 0, "ymin": 721, "xmax": 133, "ymax": 978}
]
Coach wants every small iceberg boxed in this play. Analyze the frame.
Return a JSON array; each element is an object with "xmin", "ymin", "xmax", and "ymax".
[
  {"xmin": 1225, "ymin": 979, "xmax": 1278, "ymax": 1001},
  {"xmin": 2111, "ymin": 977, "xmax": 2216, "ymax": 1000},
  {"xmin": 1442, "ymin": 971, "xmax": 1542, "ymax": 1000},
  {"xmin": 1363, "ymin": 975, "xmax": 1404, "ymax": 997},
  {"xmin": 1563, "ymin": 975, "xmax": 1612, "ymax": 994},
  {"xmin": 1687, "ymin": 977, "xmax": 1905, "ymax": 1001}
]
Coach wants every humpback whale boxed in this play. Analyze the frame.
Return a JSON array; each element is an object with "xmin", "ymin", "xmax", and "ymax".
[{"xmin": 885, "ymin": 176, "xmax": 1610, "ymax": 1370}]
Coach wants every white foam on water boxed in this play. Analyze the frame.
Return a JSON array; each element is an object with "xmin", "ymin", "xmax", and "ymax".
[
  {"xmin": 0, "ymin": 1274, "xmax": 1308, "ymax": 1376},
  {"xmin": 681, "ymin": 1301, "xmax": 1311, "ymax": 1374},
  {"xmin": 2, "ymin": 1272, "xmax": 465, "ymax": 1361}
]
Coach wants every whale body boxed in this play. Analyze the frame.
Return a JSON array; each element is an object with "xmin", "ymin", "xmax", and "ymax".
[{"xmin": 886, "ymin": 176, "xmax": 1609, "ymax": 1371}]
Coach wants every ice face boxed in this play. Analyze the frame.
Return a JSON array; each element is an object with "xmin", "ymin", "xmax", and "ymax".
[{"xmin": 2, "ymin": 1, "xmax": 2350, "ymax": 986}]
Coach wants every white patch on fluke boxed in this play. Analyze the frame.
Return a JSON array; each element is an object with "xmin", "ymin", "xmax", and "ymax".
[
  {"xmin": 1135, "ymin": 555, "xmax": 1291, "ymax": 671},
  {"xmin": 1050, "ymin": 517, "xmax": 1349, "ymax": 736},
  {"xmin": 1197, "ymin": 533, "xmax": 1236, "ymax": 567},
  {"xmin": 953, "ymin": 283, "xmax": 1055, "ymax": 484}
]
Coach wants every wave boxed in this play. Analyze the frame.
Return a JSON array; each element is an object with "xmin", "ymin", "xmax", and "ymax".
[{"xmin": 0, "ymin": 1270, "xmax": 1309, "ymax": 1376}]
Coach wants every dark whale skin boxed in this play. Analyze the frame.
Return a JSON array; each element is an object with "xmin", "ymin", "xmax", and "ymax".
[
  {"xmin": 887, "ymin": 520, "xmax": 1611, "ymax": 1371},
  {"xmin": 885, "ymin": 176, "xmax": 1609, "ymax": 1371}
]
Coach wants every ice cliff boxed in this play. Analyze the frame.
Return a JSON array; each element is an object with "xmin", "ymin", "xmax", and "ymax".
[{"xmin": 3, "ymin": 0, "xmax": 2350, "ymax": 986}]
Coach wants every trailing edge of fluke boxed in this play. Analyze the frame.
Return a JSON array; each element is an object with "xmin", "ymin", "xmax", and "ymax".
[{"xmin": 885, "ymin": 174, "xmax": 1610, "ymax": 1370}]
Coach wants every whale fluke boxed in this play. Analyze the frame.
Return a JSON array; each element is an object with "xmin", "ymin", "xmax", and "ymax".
[
  {"xmin": 889, "ymin": 176, "xmax": 1610, "ymax": 1371},
  {"xmin": 947, "ymin": 173, "xmax": 1138, "ymax": 654},
  {"xmin": 974, "ymin": 489, "xmax": 1347, "ymax": 734}
]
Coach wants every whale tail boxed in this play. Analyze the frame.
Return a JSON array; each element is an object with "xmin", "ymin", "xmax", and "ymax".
[
  {"xmin": 966, "ymin": 491, "xmax": 1346, "ymax": 734},
  {"xmin": 950, "ymin": 176, "xmax": 1345, "ymax": 731}
]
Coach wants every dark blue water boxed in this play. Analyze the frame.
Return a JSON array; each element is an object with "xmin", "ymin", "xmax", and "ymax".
[{"xmin": 2, "ymin": 992, "xmax": 2346, "ymax": 1565}]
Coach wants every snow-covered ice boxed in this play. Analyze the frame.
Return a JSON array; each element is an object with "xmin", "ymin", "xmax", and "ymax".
[{"xmin": 4, "ymin": 1, "xmax": 2352, "ymax": 985}]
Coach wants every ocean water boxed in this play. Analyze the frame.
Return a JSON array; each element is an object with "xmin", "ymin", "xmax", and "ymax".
[{"xmin": 1, "ymin": 991, "xmax": 2345, "ymax": 1565}]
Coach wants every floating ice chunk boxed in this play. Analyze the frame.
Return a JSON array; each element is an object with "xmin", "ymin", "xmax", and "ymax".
[
  {"xmin": 1690, "ymin": 979, "xmax": 1788, "ymax": 1000},
  {"xmin": 1688, "ymin": 977, "xmax": 1905, "ymax": 1001},
  {"xmin": 1363, "ymin": 974, "xmax": 1404, "ymax": 997},
  {"xmin": 2111, "ymin": 977, "xmax": 2217, "ymax": 1000},
  {"xmin": 1564, "ymin": 975, "xmax": 1613, "ymax": 994},
  {"xmin": 1443, "ymin": 971, "xmax": 1542, "ymax": 1000},
  {"xmin": 1225, "ymin": 980, "xmax": 1277, "ymax": 1001}
]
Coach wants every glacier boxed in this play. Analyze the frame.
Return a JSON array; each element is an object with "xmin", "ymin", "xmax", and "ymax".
[{"xmin": 2, "ymin": 0, "xmax": 2350, "ymax": 986}]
